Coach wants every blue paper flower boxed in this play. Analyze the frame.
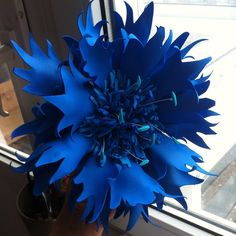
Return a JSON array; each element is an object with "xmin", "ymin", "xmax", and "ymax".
[{"xmin": 12, "ymin": 1, "xmax": 217, "ymax": 232}]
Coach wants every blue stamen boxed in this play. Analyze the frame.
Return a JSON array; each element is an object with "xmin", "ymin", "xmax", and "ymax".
[
  {"xmin": 104, "ymin": 79, "xmax": 107, "ymax": 91},
  {"xmin": 110, "ymin": 72, "xmax": 115, "ymax": 88},
  {"xmin": 127, "ymin": 79, "xmax": 130, "ymax": 87},
  {"xmin": 149, "ymin": 90, "xmax": 154, "ymax": 98},
  {"xmin": 137, "ymin": 76, "xmax": 142, "ymax": 88},
  {"xmin": 137, "ymin": 125, "xmax": 150, "ymax": 132},
  {"xmin": 152, "ymin": 133, "xmax": 156, "ymax": 146},
  {"xmin": 120, "ymin": 157, "xmax": 131, "ymax": 167},
  {"xmin": 118, "ymin": 108, "xmax": 125, "ymax": 124},
  {"xmin": 99, "ymin": 140, "xmax": 107, "ymax": 166},
  {"xmin": 171, "ymin": 91, "xmax": 177, "ymax": 107},
  {"xmin": 140, "ymin": 159, "xmax": 149, "ymax": 166},
  {"xmin": 90, "ymin": 96, "xmax": 98, "ymax": 106}
]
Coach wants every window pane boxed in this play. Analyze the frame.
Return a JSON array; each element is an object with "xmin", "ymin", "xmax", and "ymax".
[
  {"xmin": 0, "ymin": 43, "xmax": 32, "ymax": 154},
  {"xmin": 115, "ymin": 0, "xmax": 236, "ymax": 227}
]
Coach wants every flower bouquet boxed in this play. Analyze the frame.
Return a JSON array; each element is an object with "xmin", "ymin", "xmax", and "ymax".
[{"xmin": 12, "ymin": 1, "xmax": 216, "ymax": 235}]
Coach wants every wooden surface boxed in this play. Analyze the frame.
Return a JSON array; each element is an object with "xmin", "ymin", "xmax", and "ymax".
[{"xmin": 0, "ymin": 79, "xmax": 24, "ymax": 144}]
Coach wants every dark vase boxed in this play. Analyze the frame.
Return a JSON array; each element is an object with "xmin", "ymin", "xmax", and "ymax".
[{"xmin": 16, "ymin": 184, "xmax": 63, "ymax": 236}]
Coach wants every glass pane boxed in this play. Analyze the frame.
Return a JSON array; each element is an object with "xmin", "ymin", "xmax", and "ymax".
[
  {"xmin": 0, "ymin": 43, "xmax": 32, "ymax": 154},
  {"xmin": 115, "ymin": 0, "xmax": 236, "ymax": 227}
]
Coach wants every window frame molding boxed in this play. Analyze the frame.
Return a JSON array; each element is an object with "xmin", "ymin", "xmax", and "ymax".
[{"xmin": 111, "ymin": 206, "xmax": 236, "ymax": 236}]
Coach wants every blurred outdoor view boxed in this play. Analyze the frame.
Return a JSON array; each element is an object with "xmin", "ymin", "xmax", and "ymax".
[{"xmin": 115, "ymin": 0, "xmax": 236, "ymax": 226}]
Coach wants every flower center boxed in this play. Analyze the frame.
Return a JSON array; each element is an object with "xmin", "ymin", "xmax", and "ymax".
[{"xmin": 79, "ymin": 71, "xmax": 177, "ymax": 167}]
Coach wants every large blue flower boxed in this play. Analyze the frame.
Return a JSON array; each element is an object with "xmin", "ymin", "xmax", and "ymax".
[{"xmin": 12, "ymin": 1, "xmax": 217, "ymax": 231}]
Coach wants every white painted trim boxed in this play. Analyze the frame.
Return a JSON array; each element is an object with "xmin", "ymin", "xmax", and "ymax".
[
  {"xmin": 91, "ymin": 0, "xmax": 102, "ymax": 25},
  {"xmin": 0, "ymin": 143, "xmax": 28, "ymax": 167},
  {"xmin": 111, "ymin": 205, "xmax": 236, "ymax": 236}
]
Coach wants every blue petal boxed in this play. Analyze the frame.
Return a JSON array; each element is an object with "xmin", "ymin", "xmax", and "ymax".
[
  {"xmin": 35, "ymin": 133, "xmax": 92, "ymax": 183},
  {"xmin": 13, "ymin": 159, "xmax": 37, "ymax": 173},
  {"xmin": 200, "ymin": 109, "xmax": 219, "ymax": 118},
  {"xmin": 45, "ymin": 66, "xmax": 94, "ymax": 133},
  {"xmin": 119, "ymin": 28, "xmax": 172, "ymax": 81},
  {"xmin": 14, "ymin": 141, "xmax": 51, "ymax": 165},
  {"xmin": 195, "ymin": 80, "xmax": 210, "ymax": 96},
  {"xmin": 158, "ymin": 166, "xmax": 203, "ymax": 209},
  {"xmin": 113, "ymin": 11, "xmax": 125, "ymax": 38},
  {"xmin": 12, "ymin": 103, "xmax": 62, "ymax": 146},
  {"xmin": 159, "ymin": 101, "xmax": 215, "ymax": 123},
  {"xmin": 13, "ymin": 133, "xmax": 91, "ymax": 192},
  {"xmin": 156, "ymin": 84, "xmax": 216, "ymax": 148},
  {"xmin": 63, "ymin": 36, "xmax": 84, "ymax": 69},
  {"xmin": 159, "ymin": 110, "xmax": 215, "ymax": 147},
  {"xmin": 78, "ymin": 3, "xmax": 106, "ymax": 46},
  {"xmin": 149, "ymin": 136, "xmax": 209, "ymax": 174},
  {"xmin": 99, "ymin": 193, "xmax": 112, "ymax": 234},
  {"xmin": 158, "ymin": 88, "xmax": 215, "ymax": 118},
  {"xmin": 63, "ymin": 35, "xmax": 78, "ymax": 49},
  {"xmin": 151, "ymin": 47, "xmax": 211, "ymax": 98},
  {"xmin": 81, "ymin": 196, "xmax": 95, "ymax": 220},
  {"xmin": 124, "ymin": 2, "xmax": 133, "ymax": 29},
  {"xmin": 73, "ymin": 158, "xmax": 119, "ymax": 222},
  {"xmin": 166, "ymin": 123, "xmax": 216, "ymax": 149},
  {"xmin": 79, "ymin": 37, "xmax": 112, "ymax": 87},
  {"xmin": 11, "ymin": 35, "xmax": 63, "ymax": 96},
  {"xmin": 181, "ymin": 39, "xmax": 208, "ymax": 58},
  {"xmin": 171, "ymin": 32, "xmax": 189, "ymax": 49},
  {"xmin": 113, "ymin": 201, "xmax": 126, "ymax": 219},
  {"xmin": 125, "ymin": 2, "xmax": 154, "ymax": 45},
  {"xmin": 109, "ymin": 162, "xmax": 166, "ymax": 208},
  {"xmin": 126, "ymin": 204, "xmax": 143, "ymax": 231},
  {"xmin": 33, "ymin": 161, "xmax": 62, "ymax": 196},
  {"xmin": 119, "ymin": 37, "xmax": 144, "ymax": 80},
  {"xmin": 12, "ymin": 119, "xmax": 42, "ymax": 138}
]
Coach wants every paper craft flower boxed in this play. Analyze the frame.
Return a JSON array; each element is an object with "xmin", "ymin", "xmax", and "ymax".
[{"xmin": 12, "ymin": 1, "xmax": 217, "ymax": 231}]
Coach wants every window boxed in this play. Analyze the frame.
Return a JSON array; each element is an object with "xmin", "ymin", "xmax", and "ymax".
[
  {"xmin": 0, "ymin": 31, "xmax": 32, "ymax": 154},
  {"xmin": 114, "ymin": 0, "xmax": 236, "ymax": 234}
]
